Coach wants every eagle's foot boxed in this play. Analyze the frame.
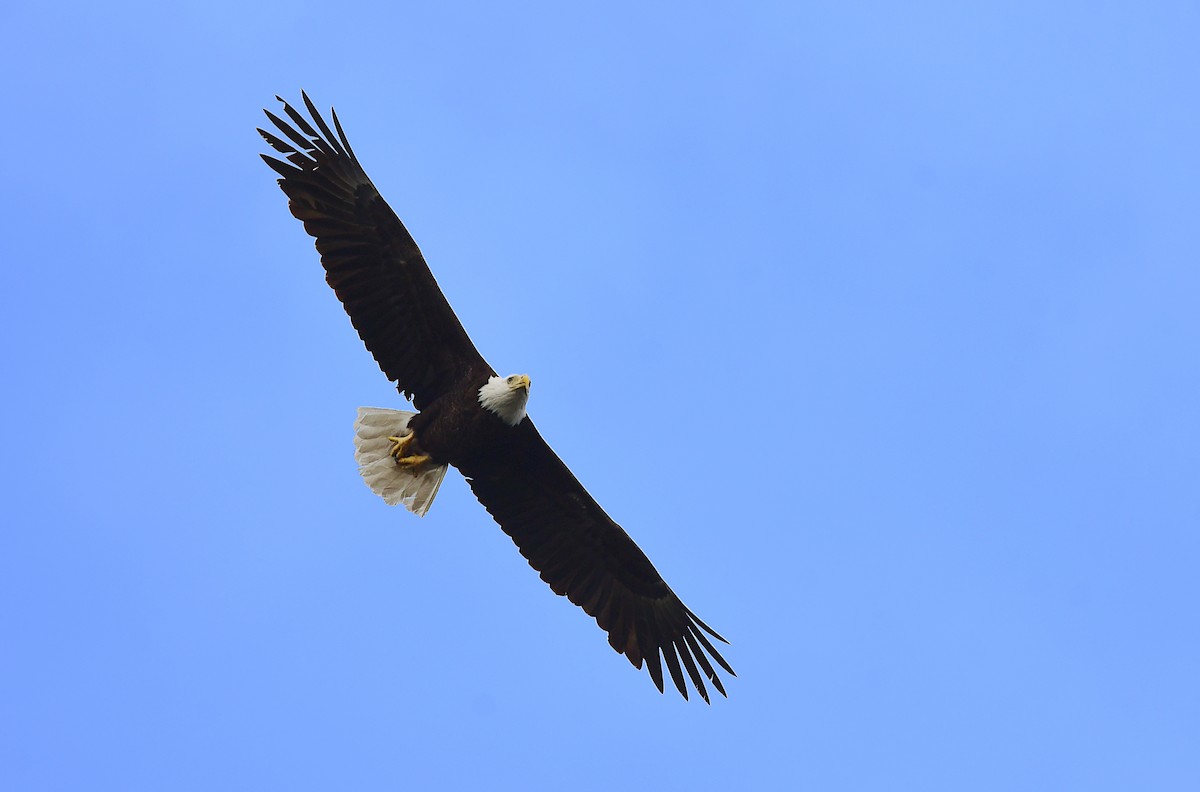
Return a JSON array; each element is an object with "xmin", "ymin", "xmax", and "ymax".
[
  {"xmin": 387, "ymin": 430, "xmax": 430, "ymax": 469},
  {"xmin": 394, "ymin": 453, "xmax": 432, "ymax": 470},
  {"xmin": 387, "ymin": 431, "xmax": 414, "ymax": 460}
]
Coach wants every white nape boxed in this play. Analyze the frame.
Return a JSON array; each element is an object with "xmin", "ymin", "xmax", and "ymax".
[{"xmin": 477, "ymin": 374, "xmax": 530, "ymax": 426}]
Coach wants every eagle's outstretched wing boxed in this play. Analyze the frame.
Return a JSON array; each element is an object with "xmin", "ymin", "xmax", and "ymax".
[
  {"xmin": 461, "ymin": 420, "xmax": 736, "ymax": 702},
  {"xmin": 259, "ymin": 93, "xmax": 490, "ymax": 407}
]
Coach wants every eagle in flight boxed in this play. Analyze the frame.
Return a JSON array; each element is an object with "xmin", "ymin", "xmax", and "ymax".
[{"xmin": 259, "ymin": 93, "xmax": 734, "ymax": 702}]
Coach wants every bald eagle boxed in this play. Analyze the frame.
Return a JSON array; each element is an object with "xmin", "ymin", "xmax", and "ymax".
[{"xmin": 259, "ymin": 93, "xmax": 734, "ymax": 702}]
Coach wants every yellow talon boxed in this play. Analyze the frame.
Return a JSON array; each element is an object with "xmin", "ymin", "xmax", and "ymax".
[
  {"xmin": 387, "ymin": 432, "xmax": 414, "ymax": 459},
  {"xmin": 394, "ymin": 453, "xmax": 432, "ymax": 469},
  {"xmin": 386, "ymin": 430, "xmax": 429, "ymax": 469}
]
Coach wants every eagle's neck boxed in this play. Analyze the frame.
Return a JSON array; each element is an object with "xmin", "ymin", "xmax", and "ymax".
[{"xmin": 478, "ymin": 376, "xmax": 528, "ymax": 426}]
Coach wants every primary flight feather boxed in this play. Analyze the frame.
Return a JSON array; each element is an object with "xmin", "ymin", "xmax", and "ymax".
[{"xmin": 259, "ymin": 92, "xmax": 735, "ymax": 702}]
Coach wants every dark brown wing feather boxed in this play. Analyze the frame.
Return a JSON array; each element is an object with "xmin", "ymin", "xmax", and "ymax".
[
  {"xmin": 461, "ymin": 420, "xmax": 736, "ymax": 702},
  {"xmin": 259, "ymin": 93, "xmax": 490, "ymax": 407}
]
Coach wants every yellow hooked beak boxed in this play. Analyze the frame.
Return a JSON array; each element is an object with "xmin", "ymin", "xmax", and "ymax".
[{"xmin": 511, "ymin": 374, "xmax": 532, "ymax": 391}]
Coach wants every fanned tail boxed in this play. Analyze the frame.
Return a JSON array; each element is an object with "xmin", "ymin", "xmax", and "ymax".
[{"xmin": 353, "ymin": 407, "xmax": 448, "ymax": 517}]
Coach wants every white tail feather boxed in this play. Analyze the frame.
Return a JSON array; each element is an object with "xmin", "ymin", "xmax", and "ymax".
[{"xmin": 353, "ymin": 407, "xmax": 448, "ymax": 517}]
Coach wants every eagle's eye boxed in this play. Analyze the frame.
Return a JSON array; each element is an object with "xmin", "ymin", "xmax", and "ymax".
[{"xmin": 506, "ymin": 376, "xmax": 516, "ymax": 384}]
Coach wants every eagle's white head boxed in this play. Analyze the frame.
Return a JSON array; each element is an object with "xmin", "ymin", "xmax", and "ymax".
[{"xmin": 478, "ymin": 374, "xmax": 531, "ymax": 426}]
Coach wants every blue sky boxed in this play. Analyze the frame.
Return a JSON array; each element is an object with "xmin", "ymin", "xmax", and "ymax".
[{"xmin": 3, "ymin": 1, "xmax": 1198, "ymax": 789}]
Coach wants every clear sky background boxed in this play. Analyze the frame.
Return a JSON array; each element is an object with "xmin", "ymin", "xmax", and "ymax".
[{"xmin": 3, "ymin": 2, "xmax": 1198, "ymax": 789}]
